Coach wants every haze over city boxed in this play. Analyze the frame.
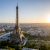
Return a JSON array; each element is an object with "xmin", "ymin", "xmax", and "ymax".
[
  {"xmin": 0, "ymin": 0, "xmax": 50, "ymax": 50},
  {"xmin": 0, "ymin": 0, "xmax": 50, "ymax": 23}
]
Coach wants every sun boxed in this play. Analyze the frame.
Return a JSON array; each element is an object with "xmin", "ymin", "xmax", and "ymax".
[{"xmin": 47, "ymin": 17, "xmax": 50, "ymax": 23}]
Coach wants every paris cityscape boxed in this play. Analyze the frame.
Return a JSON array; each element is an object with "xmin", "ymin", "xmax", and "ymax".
[{"xmin": 0, "ymin": 0, "xmax": 50, "ymax": 50}]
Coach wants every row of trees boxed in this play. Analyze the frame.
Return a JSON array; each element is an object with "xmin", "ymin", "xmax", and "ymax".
[
  {"xmin": 0, "ymin": 40, "xmax": 22, "ymax": 50},
  {"xmin": 23, "ymin": 32, "xmax": 50, "ymax": 50}
]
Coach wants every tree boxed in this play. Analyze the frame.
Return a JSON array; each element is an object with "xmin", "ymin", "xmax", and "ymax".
[{"xmin": 39, "ymin": 44, "xmax": 47, "ymax": 50}]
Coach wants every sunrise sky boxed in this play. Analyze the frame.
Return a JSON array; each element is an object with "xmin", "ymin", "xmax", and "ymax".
[{"xmin": 0, "ymin": 0, "xmax": 50, "ymax": 23}]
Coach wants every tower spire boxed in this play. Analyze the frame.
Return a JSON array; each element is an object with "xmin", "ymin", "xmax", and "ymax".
[
  {"xmin": 16, "ymin": 3, "xmax": 19, "ymax": 33},
  {"xmin": 17, "ymin": 0, "xmax": 18, "ymax": 6},
  {"xmin": 11, "ymin": 0, "xmax": 21, "ymax": 45}
]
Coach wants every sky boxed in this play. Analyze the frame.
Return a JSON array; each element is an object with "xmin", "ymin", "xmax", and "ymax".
[{"xmin": 0, "ymin": 0, "xmax": 50, "ymax": 23}]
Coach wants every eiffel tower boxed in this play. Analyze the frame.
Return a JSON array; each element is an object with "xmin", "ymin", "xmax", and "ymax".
[{"xmin": 11, "ymin": 4, "xmax": 21, "ymax": 45}]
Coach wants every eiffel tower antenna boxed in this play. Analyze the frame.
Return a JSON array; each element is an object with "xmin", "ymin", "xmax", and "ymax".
[
  {"xmin": 16, "ymin": 0, "xmax": 19, "ymax": 33},
  {"xmin": 17, "ymin": 0, "xmax": 18, "ymax": 6}
]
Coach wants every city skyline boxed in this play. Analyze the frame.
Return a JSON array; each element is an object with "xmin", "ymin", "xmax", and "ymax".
[{"xmin": 0, "ymin": 0, "xmax": 50, "ymax": 23}]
